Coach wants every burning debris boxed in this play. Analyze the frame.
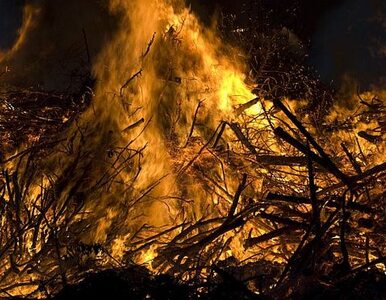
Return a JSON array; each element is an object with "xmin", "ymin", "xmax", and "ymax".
[
  {"xmin": 0, "ymin": 0, "xmax": 385, "ymax": 299},
  {"xmin": 0, "ymin": 87, "xmax": 91, "ymax": 155}
]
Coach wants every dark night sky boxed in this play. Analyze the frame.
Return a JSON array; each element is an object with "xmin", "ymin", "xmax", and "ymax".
[
  {"xmin": 191, "ymin": 0, "xmax": 386, "ymax": 87},
  {"xmin": 0, "ymin": 0, "xmax": 385, "ymax": 88},
  {"xmin": 309, "ymin": 0, "xmax": 386, "ymax": 87},
  {"xmin": 0, "ymin": 0, "xmax": 24, "ymax": 49}
]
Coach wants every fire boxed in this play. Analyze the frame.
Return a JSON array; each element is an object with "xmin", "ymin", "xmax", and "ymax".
[
  {"xmin": 138, "ymin": 245, "xmax": 158, "ymax": 269},
  {"xmin": 81, "ymin": 0, "xmax": 262, "ymax": 251},
  {"xmin": 0, "ymin": 0, "xmax": 385, "ymax": 297},
  {"xmin": 218, "ymin": 71, "xmax": 256, "ymax": 113}
]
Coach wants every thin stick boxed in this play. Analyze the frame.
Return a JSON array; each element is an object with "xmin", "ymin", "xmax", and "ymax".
[
  {"xmin": 120, "ymin": 69, "xmax": 143, "ymax": 96},
  {"xmin": 82, "ymin": 28, "xmax": 91, "ymax": 67},
  {"xmin": 142, "ymin": 32, "xmax": 156, "ymax": 59},
  {"xmin": 184, "ymin": 100, "xmax": 204, "ymax": 147}
]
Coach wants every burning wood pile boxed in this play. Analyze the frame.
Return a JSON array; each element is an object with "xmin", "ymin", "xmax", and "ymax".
[
  {"xmin": 0, "ymin": 85, "xmax": 384, "ymax": 298},
  {"xmin": 0, "ymin": 88, "xmax": 90, "ymax": 155},
  {"xmin": 0, "ymin": 0, "xmax": 385, "ymax": 299}
]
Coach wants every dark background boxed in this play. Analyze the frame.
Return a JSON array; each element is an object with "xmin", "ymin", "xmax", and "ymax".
[
  {"xmin": 0, "ymin": 0, "xmax": 24, "ymax": 49},
  {"xmin": 1, "ymin": 0, "xmax": 385, "ymax": 88},
  {"xmin": 189, "ymin": 0, "xmax": 386, "ymax": 88}
]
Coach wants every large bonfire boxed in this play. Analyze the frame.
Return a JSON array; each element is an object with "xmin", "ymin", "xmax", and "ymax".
[{"xmin": 0, "ymin": 0, "xmax": 385, "ymax": 298}]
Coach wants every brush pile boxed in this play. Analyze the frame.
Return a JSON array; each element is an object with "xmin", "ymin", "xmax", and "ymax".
[
  {"xmin": 0, "ymin": 1, "xmax": 385, "ymax": 298},
  {"xmin": 0, "ymin": 83, "xmax": 384, "ymax": 299}
]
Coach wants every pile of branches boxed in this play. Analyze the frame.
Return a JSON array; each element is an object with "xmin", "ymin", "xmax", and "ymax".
[
  {"xmin": 0, "ymin": 86, "xmax": 91, "ymax": 156},
  {"xmin": 124, "ymin": 95, "xmax": 385, "ymax": 298},
  {"xmin": 0, "ymin": 85, "xmax": 100, "ymax": 298},
  {"xmin": 0, "ymin": 85, "xmax": 385, "ymax": 298},
  {"xmin": 0, "ymin": 15, "xmax": 385, "ymax": 296},
  {"xmin": 219, "ymin": 1, "xmax": 335, "ymax": 127}
]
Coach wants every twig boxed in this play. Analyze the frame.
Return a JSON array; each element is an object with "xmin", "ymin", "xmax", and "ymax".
[
  {"xmin": 82, "ymin": 28, "xmax": 91, "ymax": 68},
  {"xmin": 341, "ymin": 143, "xmax": 362, "ymax": 174},
  {"xmin": 178, "ymin": 122, "xmax": 224, "ymax": 176},
  {"xmin": 255, "ymin": 155, "xmax": 307, "ymax": 166},
  {"xmin": 122, "ymin": 118, "xmax": 145, "ymax": 133},
  {"xmin": 120, "ymin": 69, "xmax": 143, "ymax": 96},
  {"xmin": 184, "ymin": 100, "xmax": 204, "ymax": 147},
  {"xmin": 245, "ymin": 226, "xmax": 294, "ymax": 248},
  {"xmin": 235, "ymin": 97, "xmax": 259, "ymax": 115},
  {"xmin": 339, "ymin": 193, "xmax": 351, "ymax": 272},
  {"xmin": 212, "ymin": 122, "xmax": 227, "ymax": 149},
  {"xmin": 226, "ymin": 174, "xmax": 247, "ymax": 222},
  {"xmin": 142, "ymin": 32, "xmax": 156, "ymax": 59},
  {"xmin": 307, "ymin": 142, "xmax": 320, "ymax": 232}
]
